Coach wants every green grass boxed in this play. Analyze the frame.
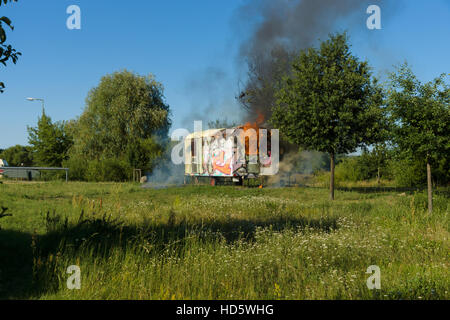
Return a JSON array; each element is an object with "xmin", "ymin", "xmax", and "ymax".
[{"xmin": 0, "ymin": 181, "xmax": 448, "ymax": 300}]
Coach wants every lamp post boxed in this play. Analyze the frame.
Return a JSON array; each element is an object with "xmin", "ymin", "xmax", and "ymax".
[{"xmin": 26, "ymin": 97, "xmax": 45, "ymax": 114}]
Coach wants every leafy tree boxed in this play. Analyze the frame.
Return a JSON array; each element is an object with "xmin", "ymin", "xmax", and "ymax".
[
  {"xmin": 271, "ymin": 33, "xmax": 386, "ymax": 200},
  {"xmin": 70, "ymin": 70, "xmax": 171, "ymax": 174},
  {"xmin": 358, "ymin": 143, "xmax": 392, "ymax": 184},
  {"xmin": 27, "ymin": 111, "xmax": 73, "ymax": 167},
  {"xmin": 0, "ymin": 145, "xmax": 33, "ymax": 166},
  {"xmin": 0, "ymin": 0, "xmax": 21, "ymax": 93},
  {"xmin": 388, "ymin": 154, "xmax": 427, "ymax": 188},
  {"xmin": 387, "ymin": 63, "xmax": 450, "ymax": 213}
]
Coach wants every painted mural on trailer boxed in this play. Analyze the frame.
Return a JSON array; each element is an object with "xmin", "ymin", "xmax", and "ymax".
[{"xmin": 184, "ymin": 127, "xmax": 272, "ymax": 178}]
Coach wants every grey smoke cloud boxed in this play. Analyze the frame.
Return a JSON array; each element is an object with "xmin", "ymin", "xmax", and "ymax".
[{"xmin": 235, "ymin": 0, "xmax": 394, "ymax": 61}]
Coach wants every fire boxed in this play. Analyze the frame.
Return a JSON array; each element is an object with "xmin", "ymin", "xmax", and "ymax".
[
  {"xmin": 240, "ymin": 112, "xmax": 265, "ymax": 156},
  {"xmin": 242, "ymin": 111, "xmax": 265, "ymax": 131}
]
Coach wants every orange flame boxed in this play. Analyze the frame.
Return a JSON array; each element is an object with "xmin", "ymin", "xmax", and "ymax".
[{"xmin": 240, "ymin": 112, "xmax": 265, "ymax": 156}]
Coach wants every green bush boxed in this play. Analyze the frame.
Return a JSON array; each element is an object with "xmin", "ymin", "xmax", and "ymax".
[
  {"xmin": 389, "ymin": 157, "xmax": 426, "ymax": 188},
  {"xmin": 335, "ymin": 157, "xmax": 366, "ymax": 182},
  {"xmin": 62, "ymin": 157, "xmax": 88, "ymax": 181},
  {"xmin": 85, "ymin": 159, "xmax": 132, "ymax": 182}
]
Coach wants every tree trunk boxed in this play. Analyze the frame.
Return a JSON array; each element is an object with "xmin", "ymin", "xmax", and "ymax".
[
  {"xmin": 330, "ymin": 152, "xmax": 335, "ymax": 201},
  {"xmin": 377, "ymin": 166, "xmax": 381, "ymax": 185},
  {"xmin": 427, "ymin": 160, "xmax": 433, "ymax": 214}
]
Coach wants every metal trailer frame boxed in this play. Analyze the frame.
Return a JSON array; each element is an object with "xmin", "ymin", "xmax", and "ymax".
[{"xmin": 184, "ymin": 126, "xmax": 272, "ymax": 185}]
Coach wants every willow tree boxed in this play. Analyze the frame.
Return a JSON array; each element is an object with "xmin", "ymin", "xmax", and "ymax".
[
  {"xmin": 272, "ymin": 33, "xmax": 386, "ymax": 200},
  {"xmin": 71, "ymin": 70, "xmax": 171, "ymax": 171},
  {"xmin": 387, "ymin": 63, "xmax": 450, "ymax": 213}
]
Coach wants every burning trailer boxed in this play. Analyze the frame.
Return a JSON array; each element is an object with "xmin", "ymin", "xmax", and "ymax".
[{"xmin": 184, "ymin": 124, "xmax": 278, "ymax": 185}]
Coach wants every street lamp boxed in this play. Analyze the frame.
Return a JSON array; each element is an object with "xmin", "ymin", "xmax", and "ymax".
[{"xmin": 26, "ymin": 97, "xmax": 45, "ymax": 114}]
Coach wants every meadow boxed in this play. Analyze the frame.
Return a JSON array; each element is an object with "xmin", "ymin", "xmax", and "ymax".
[{"xmin": 0, "ymin": 181, "xmax": 448, "ymax": 300}]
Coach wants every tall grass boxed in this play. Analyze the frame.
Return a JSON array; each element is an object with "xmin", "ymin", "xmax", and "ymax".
[{"xmin": 0, "ymin": 182, "xmax": 448, "ymax": 299}]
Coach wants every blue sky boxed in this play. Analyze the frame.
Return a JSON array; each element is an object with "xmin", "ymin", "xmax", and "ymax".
[{"xmin": 0, "ymin": 0, "xmax": 449, "ymax": 149}]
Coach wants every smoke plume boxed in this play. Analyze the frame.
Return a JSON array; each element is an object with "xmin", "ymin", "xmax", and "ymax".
[{"xmin": 234, "ymin": 0, "xmax": 390, "ymax": 123}]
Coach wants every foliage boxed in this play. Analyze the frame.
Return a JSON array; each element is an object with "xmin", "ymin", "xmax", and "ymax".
[
  {"xmin": 387, "ymin": 63, "xmax": 450, "ymax": 211},
  {"xmin": 85, "ymin": 158, "xmax": 132, "ymax": 182},
  {"xmin": 69, "ymin": 70, "xmax": 171, "ymax": 173},
  {"xmin": 0, "ymin": 0, "xmax": 21, "ymax": 93},
  {"xmin": 388, "ymin": 155, "xmax": 427, "ymax": 188},
  {"xmin": 346, "ymin": 145, "xmax": 392, "ymax": 182},
  {"xmin": 27, "ymin": 111, "xmax": 73, "ymax": 167},
  {"xmin": 334, "ymin": 157, "xmax": 368, "ymax": 182},
  {"xmin": 0, "ymin": 144, "xmax": 33, "ymax": 166},
  {"xmin": 61, "ymin": 157, "xmax": 88, "ymax": 181},
  {"xmin": 315, "ymin": 155, "xmax": 380, "ymax": 186},
  {"xmin": 271, "ymin": 33, "xmax": 387, "ymax": 199},
  {"xmin": 272, "ymin": 33, "xmax": 386, "ymax": 156},
  {"xmin": 125, "ymin": 137, "xmax": 164, "ymax": 172},
  {"xmin": 387, "ymin": 63, "xmax": 450, "ymax": 168}
]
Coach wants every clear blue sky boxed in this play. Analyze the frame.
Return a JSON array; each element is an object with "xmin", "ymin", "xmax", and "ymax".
[{"xmin": 0, "ymin": 0, "xmax": 449, "ymax": 149}]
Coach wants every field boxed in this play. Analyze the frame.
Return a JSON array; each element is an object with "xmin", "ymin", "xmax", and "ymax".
[{"xmin": 0, "ymin": 181, "xmax": 448, "ymax": 300}]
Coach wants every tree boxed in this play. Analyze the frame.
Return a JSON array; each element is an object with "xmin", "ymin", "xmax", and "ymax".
[
  {"xmin": 359, "ymin": 142, "xmax": 391, "ymax": 184},
  {"xmin": 0, "ymin": 145, "xmax": 33, "ymax": 166},
  {"xmin": 27, "ymin": 111, "xmax": 73, "ymax": 167},
  {"xmin": 271, "ymin": 33, "xmax": 386, "ymax": 200},
  {"xmin": 70, "ymin": 70, "xmax": 171, "ymax": 172},
  {"xmin": 387, "ymin": 63, "xmax": 450, "ymax": 213},
  {"xmin": 0, "ymin": 0, "xmax": 21, "ymax": 93}
]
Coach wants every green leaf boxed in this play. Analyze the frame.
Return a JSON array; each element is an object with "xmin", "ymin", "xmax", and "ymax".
[
  {"xmin": 0, "ymin": 27, "xmax": 6, "ymax": 43},
  {"xmin": 0, "ymin": 16, "xmax": 13, "ymax": 29}
]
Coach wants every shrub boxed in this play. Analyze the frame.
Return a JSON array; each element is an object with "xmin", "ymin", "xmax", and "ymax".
[
  {"xmin": 388, "ymin": 157, "xmax": 426, "ymax": 188},
  {"xmin": 85, "ymin": 159, "xmax": 132, "ymax": 182},
  {"xmin": 62, "ymin": 157, "xmax": 88, "ymax": 181},
  {"xmin": 335, "ymin": 157, "xmax": 366, "ymax": 182}
]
